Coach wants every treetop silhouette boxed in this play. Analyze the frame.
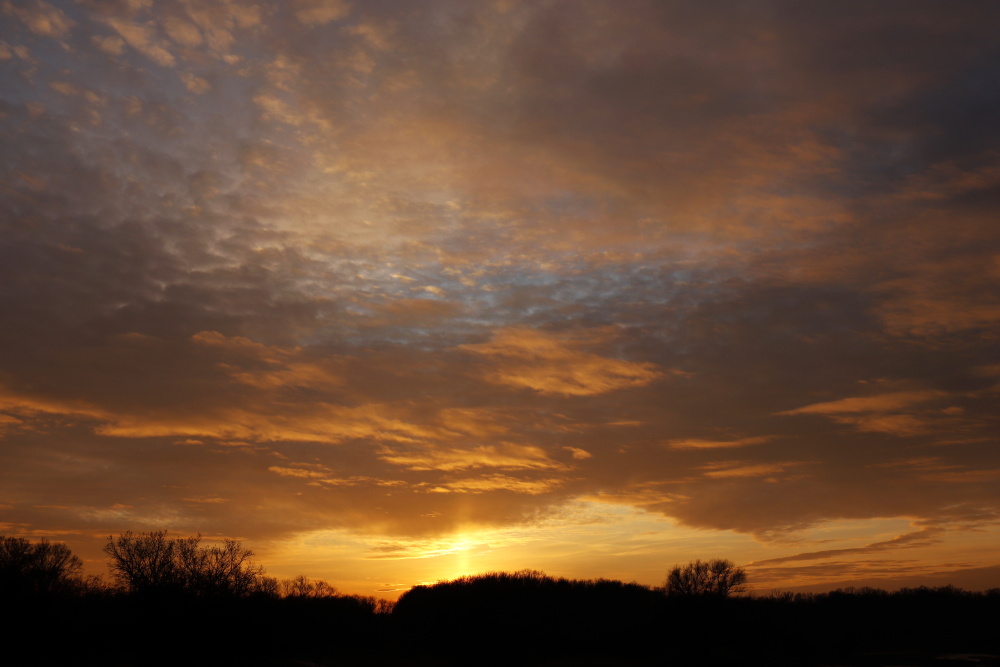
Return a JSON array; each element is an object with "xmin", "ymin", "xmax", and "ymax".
[
  {"xmin": 664, "ymin": 558, "xmax": 748, "ymax": 598},
  {"xmin": 0, "ymin": 535, "xmax": 83, "ymax": 597},
  {"xmin": 104, "ymin": 530, "xmax": 273, "ymax": 598}
]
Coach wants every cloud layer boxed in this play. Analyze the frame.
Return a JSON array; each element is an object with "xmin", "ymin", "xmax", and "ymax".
[{"xmin": 2, "ymin": 0, "xmax": 999, "ymax": 593}]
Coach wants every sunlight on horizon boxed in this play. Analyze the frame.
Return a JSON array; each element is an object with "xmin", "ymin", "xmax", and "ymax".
[
  {"xmin": 261, "ymin": 500, "xmax": 788, "ymax": 596},
  {"xmin": 255, "ymin": 504, "xmax": 999, "ymax": 599}
]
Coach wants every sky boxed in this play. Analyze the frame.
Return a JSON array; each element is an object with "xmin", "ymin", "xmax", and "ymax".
[{"xmin": 2, "ymin": 0, "xmax": 999, "ymax": 598}]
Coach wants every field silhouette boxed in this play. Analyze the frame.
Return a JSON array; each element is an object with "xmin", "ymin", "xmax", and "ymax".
[{"xmin": 3, "ymin": 533, "xmax": 998, "ymax": 666}]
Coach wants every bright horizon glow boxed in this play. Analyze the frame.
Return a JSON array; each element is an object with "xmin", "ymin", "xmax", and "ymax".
[{"xmin": 240, "ymin": 502, "xmax": 996, "ymax": 599}]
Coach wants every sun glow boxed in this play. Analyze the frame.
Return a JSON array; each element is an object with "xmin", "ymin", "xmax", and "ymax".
[
  {"xmin": 260, "ymin": 501, "xmax": 766, "ymax": 597},
  {"xmin": 413, "ymin": 534, "xmax": 487, "ymax": 585},
  {"xmin": 253, "ymin": 499, "xmax": 1000, "ymax": 600}
]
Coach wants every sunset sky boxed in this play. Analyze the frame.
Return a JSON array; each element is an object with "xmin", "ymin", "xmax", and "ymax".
[{"xmin": 2, "ymin": 0, "xmax": 999, "ymax": 598}]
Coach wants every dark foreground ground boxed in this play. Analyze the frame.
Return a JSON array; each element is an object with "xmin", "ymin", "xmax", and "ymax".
[{"xmin": 6, "ymin": 579, "xmax": 999, "ymax": 666}]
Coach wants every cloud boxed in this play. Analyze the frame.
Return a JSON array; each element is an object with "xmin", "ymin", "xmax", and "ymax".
[
  {"xmin": 779, "ymin": 391, "xmax": 946, "ymax": 416},
  {"xmin": 163, "ymin": 15, "xmax": 203, "ymax": 48},
  {"xmin": 94, "ymin": 402, "xmax": 438, "ymax": 445},
  {"xmin": 874, "ymin": 271, "xmax": 1000, "ymax": 338},
  {"xmin": 842, "ymin": 414, "xmax": 932, "ymax": 437},
  {"xmin": 699, "ymin": 462, "xmax": 797, "ymax": 479},
  {"xmin": 777, "ymin": 391, "xmax": 955, "ymax": 435},
  {"xmin": 3, "ymin": 0, "xmax": 75, "ymax": 38},
  {"xmin": 564, "ymin": 447, "xmax": 592, "ymax": 460},
  {"xmin": 102, "ymin": 16, "xmax": 177, "ymax": 67},
  {"xmin": 432, "ymin": 474, "xmax": 564, "ymax": 495},
  {"xmin": 665, "ymin": 436, "xmax": 771, "ymax": 450},
  {"xmin": 181, "ymin": 72, "xmax": 211, "ymax": 94},
  {"xmin": 436, "ymin": 408, "xmax": 509, "ymax": 438},
  {"xmin": 460, "ymin": 328, "xmax": 663, "ymax": 396},
  {"xmin": 267, "ymin": 466, "xmax": 328, "ymax": 479},
  {"xmin": 748, "ymin": 528, "xmax": 945, "ymax": 567},
  {"xmin": 49, "ymin": 81, "xmax": 82, "ymax": 96},
  {"xmin": 191, "ymin": 331, "xmax": 342, "ymax": 391},
  {"xmin": 253, "ymin": 91, "xmax": 330, "ymax": 130},
  {"xmin": 294, "ymin": 0, "xmax": 350, "ymax": 26},
  {"xmin": 346, "ymin": 19, "xmax": 394, "ymax": 50},
  {"xmin": 378, "ymin": 443, "xmax": 564, "ymax": 472},
  {"xmin": 920, "ymin": 469, "xmax": 1000, "ymax": 484},
  {"xmin": 0, "ymin": 388, "xmax": 115, "ymax": 425}
]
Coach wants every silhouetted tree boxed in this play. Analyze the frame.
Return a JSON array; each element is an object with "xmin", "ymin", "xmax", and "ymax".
[
  {"xmin": 280, "ymin": 574, "xmax": 339, "ymax": 598},
  {"xmin": 176, "ymin": 534, "xmax": 268, "ymax": 597},
  {"xmin": 392, "ymin": 570, "xmax": 664, "ymax": 661},
  {"xmin": 664, "ymin": 558, "xmax": 747, "ymax": 598},
  {"xmin": 105, "ymin": 530, "xmax": 271, "ymax": 598},
  {"xmin": 104, "ymin": 530, "xmax": 178, "ymax": 596},
  {"xmin": 0, "ymin": 535, "xmax": 83, "ymax": 597}
]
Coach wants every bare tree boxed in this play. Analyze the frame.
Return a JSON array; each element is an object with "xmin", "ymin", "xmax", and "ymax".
[
  {"xmin": 177, "ymin": 535, "xmax": 268, "ymax": 597},
  {"xmin": 281, "ymin": 575, "xmax": 339, "ymax": 598},
  {"xmin": 664, "ymin": 559, "xmax": 748, "ymax": 598},
  {"xmin": 105, "ymin": 530, "xmax": 271, "ymax": 598},
  {"xmin": 0, "ymin": 536, "xmax": 83, "ymax": 596},
  {"xmin": 105, "ymin": 530, "xmax": 179, "ymax": 596}
]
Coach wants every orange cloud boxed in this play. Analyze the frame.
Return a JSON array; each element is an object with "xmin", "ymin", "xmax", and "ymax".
[
  {"xmin": 96, "ymin": 402, "xmax": 438, "ymax": 444},
  {"xmin": 102, "ymin": 16, "xmax": 177, "ymax": 67},
  {"xmin": 920, "ymin": 469, "xmax": 1000, "ymax": 483},
  {"xmin": 836, "ymin": 414, "xmax": 931, "ymax": 436},
  {"xmin": 0, "ymin": 387, "xmax": 113, "ymax": 423},
  {"xmin": 748, "ymin": 528, "xmax": 945, "ymax": 567},
  {"xmin": 563, "ymin": 447, "xmax": 593, "ymax": 460},
  {"xmin": 460, "ymin": 327, "xmax": 663, "ymax": 396},
  {"xmin": 665, "ymin": 436, "xmax": 771, "ymax": 450},
  {"xmin": 779, "ymin": 391, "xmax": 945, "ymax": 415},
  {"xmin": 699, "ymin": 462, "xmax": 798, "ymax": 479},
  {"xmin": 268, "ymin": 466, "xmax": 328, "ymax": 479},
  {"xmin": 432, "ymin": 475, "xmax": 564, "ymax": 495},
  {"xmin": 294, "ymin": 0, "xmax": 350, "ymax": 26},
  {"xmin": 875, "ymin": 281, "xmax": 1000, "ymax": 337},
  {"xmin": 778, "ymin": 391, "xmax": 951, "ymax": 436},
  {"xmin": 378, "ymin": 443, "xmax": 564, "ymax": 472},
  {"xmin": 3, "ymin": 0, "xmax": 75, "ymax": 38},
  {"xmin": 436, "ymin": 408, "xmax": 509, "ymax": 438}
]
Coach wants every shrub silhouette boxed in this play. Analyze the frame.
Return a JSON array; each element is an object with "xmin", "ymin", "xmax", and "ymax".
[{"xmin": 664, "ymin": 558, "xmax": 747, "ymax": 598}]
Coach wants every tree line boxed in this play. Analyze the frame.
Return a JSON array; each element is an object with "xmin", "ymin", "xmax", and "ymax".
[
  {"xmin": 1, "ymin": 531, "xmax": 358, "ymax": 602},
  {"xmin": 2, "ymin": 531, "xmax": 747, "ymax": 603},
  {"xmin": 2, "ymin": 532, "xmax": 997, "ymax": 666}
]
